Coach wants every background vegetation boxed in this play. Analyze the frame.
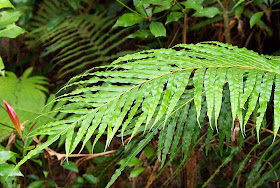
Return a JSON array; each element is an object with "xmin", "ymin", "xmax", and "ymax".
[{"xmin": 1, "ymin": 0, "xmax": 280, "ymax": 187}]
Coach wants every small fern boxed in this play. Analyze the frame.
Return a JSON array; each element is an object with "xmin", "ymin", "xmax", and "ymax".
[
  {"xmin": 0, "ymin": 68, "xmax": 64, "ymax": 142},
  {"xmin": 16, "ymin": 42, "xmax": 280, "ymax": 186},
  {"xmin": 27, "ymin": 0, "xmax": 133, "ymax": 78}
]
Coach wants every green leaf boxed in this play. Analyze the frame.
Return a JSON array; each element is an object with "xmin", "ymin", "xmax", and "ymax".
[
  {"xmin": 0, "ymin": 10, "xmax": 21, "ymax": 30},
  {"xmin": 0, "ymin": 57, "xmax": 4, "ymax": 76},
  {"xmin": 128, "ymin": 29, "xmax": 152, "ymax": 39},
  {"xmin": 166, "ymin": 12, "xmax": 184, "ymax": 24},
  {"xmin": 227, "ymin": 68, "xmax": 244, "ymax": 127},
  {"xmin": 140, "ymin": 0, "xmax": 173, "ymax": 14},
  {"xmin": 62, "ymin": 161, "xmax": 79, "ymax": 172},
  {"xmin": 181, "ymin": 0, "xmax": 204, "ymax": 11},
  {"xmin": 144, "ymin": 145, "xmax": 155, "ymax": 159},
  {"xmin": 193, "ymin": 68, "xmax": 205, "ymax": 126},
  {"xmin": 83, "ymin": 174, "xmax": 97, "ymax": 184},
  {"xmin": 113, "ymin": 13, "xmax": 143, "ymax": 27},
  {"xmin": 0, "ymin": 0, "xmax": 15, "ymax": 9},
  {"xmin": 243, "ymin": 72, "xmax": 263, "ymax": 125},
  {"xmin": 0, "ymin": 151, "xmax": 13, "ymax": 164},
  {"xmin": 149, "ymin": 22, "xmax": 166, "ymax": 37},
  {"xmin": 133, "ymin": 0, "xmax": 147, "ymax": 16},
  {"xmin": 250, "ymin": 12, "xmax": 264, "ymax": 28},
  {"xmin": 0, "ymin": 163, "xmax": 23, "ymax": 177},
  {"xmin": 274, "ymin": 75, "xmax": 280, "ymax": 140},
  {"xmin": 118, "ymin": 157, "xmax": 142, "ymax": 167},
  {"xmin": 0, "ymin": 23, "xmax": 26, "ymax": 38},
  {"xmin": 256, "ymin": 73, "xmax": 274, "ymax": 141},
  {"xmin": 129, "ymin": 167, "xmax": 145, "ymax": 178},
  {"xmin": 235, "ymin": 6, "xmax": 244, "ymax": 19},
  {"xmin": 193, "ymin": 7, "xmax": 222, "ymax": 18},
  {"xmin": 204, "ymin": 68, "xmax": 217, "ymax": 128},
  {"xmin": 214, "ymin": 68, "xmax": 226, "ymax": 130},
  {"xmin": 232, "ymin": 0, "xmax": 245, "ymax": 10},
  {"xmin": 27, "ymin": 181, "xmax": 43, "ymax": 188}
]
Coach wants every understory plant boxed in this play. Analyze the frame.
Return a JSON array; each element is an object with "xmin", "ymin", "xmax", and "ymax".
[{"xmin": 12, "ymin": 41, "xmax": 280, "ymax": 187}]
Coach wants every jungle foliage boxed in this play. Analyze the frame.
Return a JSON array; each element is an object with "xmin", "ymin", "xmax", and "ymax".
[{"xmin": 1, "ymin": 0, "xmax": 280, "ymax": 187}]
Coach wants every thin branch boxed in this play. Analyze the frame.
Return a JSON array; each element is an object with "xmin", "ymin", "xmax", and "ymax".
[
  {"xmin": 115, "ymin": 0, "xmax": 144, "ymax": 17},
  {"xmin": 168, "ymin": 26, "xmax": 180, "ymax": 48},
  {"xmin": 33, "ymin": 137, "xmax": 116, "ymax": 161},
  {"xmin": 247, "ymin": 122, "xmax": 280, "ymax": 138},
  {"xmin": 217, "ymin": 0, "xmax": 226, "ymax": 11},
  {"xmin": 183, "ymin": 14, "xmax": 188, "ymax": 43}
]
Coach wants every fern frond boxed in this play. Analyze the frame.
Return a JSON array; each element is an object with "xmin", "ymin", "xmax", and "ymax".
[
  {"xmin": 19, "ymin": 42, "xmax": 280, "ymax": 184},
  {"xmin": 27, "ymin": 0, "xmax": 133, "ymax": 78},
  {"xmin": 0, "ymin": 68, "xmax": 63, "ymax": 142}
]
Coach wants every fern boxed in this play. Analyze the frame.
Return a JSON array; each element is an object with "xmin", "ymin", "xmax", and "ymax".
[
  {"xmin": 27, "ymin": 0, "xmax": 133, "ymax": 78},
  {"xmin": 0, "ymin": 68, "xmax": 64, "ymax": 142},
  {"xmin": 16, "ymin": 42, "xmax": 280, "ymax": 185}
]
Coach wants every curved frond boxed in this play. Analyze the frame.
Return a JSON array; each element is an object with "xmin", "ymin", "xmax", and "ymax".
[
  {"xmin": 21, "ymin": 42, "xmax": 280, "ymax": 183},
  {"xmin": 27, "ymin": 0, "xmax": 133, "ymax": 78}
]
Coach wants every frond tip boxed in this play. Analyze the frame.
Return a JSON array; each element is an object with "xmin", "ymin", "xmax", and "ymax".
[{"xmin": 23, "ymin": 42, "xmax": 280, "ymax": 173}]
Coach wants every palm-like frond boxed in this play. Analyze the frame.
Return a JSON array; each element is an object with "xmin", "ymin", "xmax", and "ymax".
[
  {"xmin": 27, "ymin": 0, "xmax": 133, "ymax": 78},
  {"xmin": 17, "ymin": 42, "xmax": 280, "ymax": 185}
]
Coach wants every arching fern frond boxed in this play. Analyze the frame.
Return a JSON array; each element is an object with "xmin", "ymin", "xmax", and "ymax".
[
  {"xmin": 16, "ymin": 42, "xmax": 280, "ymax": 184},
  {"xmin": 27, "ymin": 0, "xmax": 133, "ymax": 78}
]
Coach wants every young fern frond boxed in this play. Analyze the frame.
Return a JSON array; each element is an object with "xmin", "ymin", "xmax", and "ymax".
[
  {"xmin": 27, "ymin": 0, "xmax": 133, "ymax": 78},
  {"xmin": 16, "ymin": 42, "xmax": 280, "ymax": 184}
]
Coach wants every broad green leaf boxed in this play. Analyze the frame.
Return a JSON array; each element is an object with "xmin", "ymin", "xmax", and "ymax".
[
  {"xmin": 129, "ymin": 167, "xmax": 145, "ymax": 178},
  {"xmin": 62, "ymin": 161, "xmax": 79, "ymax": 172},
  {"xmin": 0, "ymin": 23, "xmax": 26, "ymax": 38},
  {"xmin": 0, "ymin": 0, "xmax": 15, "ymax": 9},
  {"xmin": 149, "ymin": 22, "xmax": 166, "ymax": 37},
  {"xmin": 144, "ymin": 145, "xmax": 155, "ymax": 159},
  {"xmin": 113, "ymin": 13, "xmax": 144, "ymax": 27},
  {"xmin": 193, "ymin": 7, "xmax": 222, "ymax": 18},
  {"xmin": 128, "ymin": 29, "xmax": 151, "ymax": 39},
  {"xmin": 181, "ymin": 0, "xmax": 203, "ymax": 11},
  {"xmin": 0, "ymin": 163, "xmax": 23, "ymax": 176},
  {"xmin": 0, "ymin": 10, "xmax": 21, "ymax": 30},
  {"xmin": 0, "ymin": 151, "xmax": 13, "ymax": 164},
  {"xmin": 83, "ymin": 174, "xmax": 97, "ymax": 184},
  {"xmin": 250, "ymin": 12, "xmax": 264, "ymax": 28},
  {"xmin": 166, "ymin": 12, "xmax": 184, "ymax": 24}
]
